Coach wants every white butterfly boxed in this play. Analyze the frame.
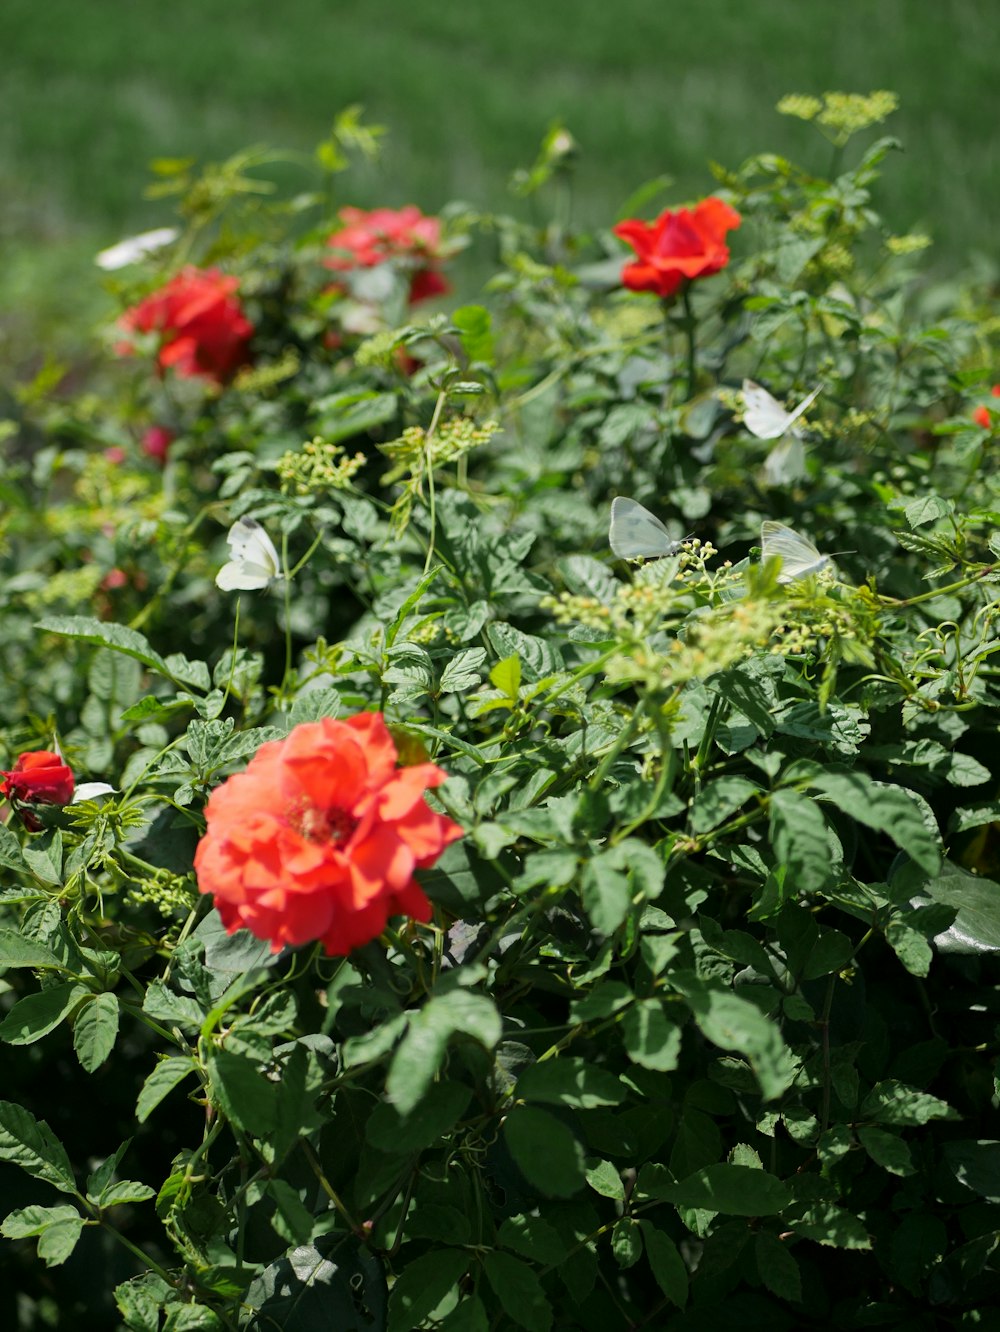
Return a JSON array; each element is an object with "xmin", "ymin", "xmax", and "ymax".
[
  {"xmin": 216, "ymin": 518, "xmax": 283, "ymax": 591},
  {"xmin": 742, "ymin": 380, "xmax": 821, "ymax": 441},
  {"xmin": 95, "ymin": 227, "xmax": 179, "ymax": 271},
  {"xmin": 760, "ymin": 521, "xmax": 831, "ymax": 584},
  {"xmin": 609, "ymin": 497, "xmax": 684, "ymax": 561}
]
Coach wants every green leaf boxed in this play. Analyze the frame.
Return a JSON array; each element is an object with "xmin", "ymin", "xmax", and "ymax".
[
  {"xmin": 0, "ymin": 826, "xmax": 28, "ymax": 873},
  {"xmin": 1, "ymin": 1204, "xmax": 85, "ymax": 1267},
  {"xmin": 0, "ymin": 982, "xmax": 89, "ymax": 1045},
  {"xmin": 585, "ymin": 1158, "xmax": 625, "ymax": 1200},
  {"xmin": 754, "ymin": 1230, "xmax": 802, "ymax": 1302},
  {"xmin": 581, "ymin": 855, "xmax": 632, "ymax": 934},
  {"xmin": 860, "ymin": 1079, "xmax": 959, "ymax": 1126},
  {"xmin": 366, "ymin": 1082, "xmax": 471, "ymax": 1153},
  {"xmin": 387, "ymin": 991, "xmax": 501, "ymax": 1115},
  {"xmin": 784, "ymin": 1200, "xmax": 871, "ymax": 1249},
  {"xmin": 621, "ymin": 1001, "xmax": 682, "ymax": 1071},
  {"xmin": 684, "ymin": 985, "xmax": 797, "ymax": 1100},
  {"xmin": 483, "ymin": 1251, "xmax": 552, "ymax": 1332},
  {"xmin": 387, "ymin": 1249, "xmax": 469, "ymax": 1332},
  {"xmin": 0, "ymin": 928, "xmax": 60, "ymax": 969},
  {"xmin": 0, "ymin": 1100, "xmax": 76, "ymax": 1193},
  {"xmin": 920, "ymin": 868, "xmax": 1000, "ymax": 953},
  {"xmin": 35, "ymin": 615, "xmax": 208, "ymax": 691},
  {"xmin": 504, "ymin": 1104, "xmax": 586, "ymax": 1198},
  {"xmin": 267, "ymin": 1179, "xmax": 314, "ymax": 1245},
  {"xmin": 439, "ymin": 648, "xmax": 487, "ymax": 693},
  {"xmin": 942, "ymin": 1140, "xmax": 1000, "ymax": 1202},
  {"xmin": 661, "ymin": 1163, "xmax": 790, "ymax": 1215},
  {"xmin": 769, "ymin": 789, "xmax": 836, "ymax": 893},
  {"xmin": 638, "ymin": 1222, "xmax": 689, "ymax": 1308},
  {"xmin": 857, "ymin": 1125, "xmax": 916, "ymax": 1176},
  {"xmin": 516, "ymin": 1058, "xmax": 624, "ymax": 1109},
  {"xmin": 498, "ymin": 1214, "xmax": 567, "ymax": 1265},
  {"xmin": 489, "ymin": 654, "xmax": 522, "ymax": 702},
  {"xmin": 689, "ymin": 777, "xmax": 760, "ymax": 834},
  {"xmin": 612, "ymin": 1217, "xmax": 642, "ymax": 1269},
  {"xmin": 72, "ymin": 992, "xmax": 120, "ymax": 1072},
  {"xmin": 136, "ymin": 1058, "xmax": 198, "ymax": 1123},
  {"xmin": 206, "ymin": 1047, "xmax": 277, "ymax": 1136},
  {"xmin": 94, "ymin": 1180, "xmax": 156, "ymax": 1208},
  {"xmin": 807, "ymin": 770, "xmax": 941, "ymax": 874}
]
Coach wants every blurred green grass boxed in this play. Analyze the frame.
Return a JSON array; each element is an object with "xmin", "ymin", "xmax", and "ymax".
[{"xmin": 1, "ymin": 0, "xmax": 997, "ymax": 356}]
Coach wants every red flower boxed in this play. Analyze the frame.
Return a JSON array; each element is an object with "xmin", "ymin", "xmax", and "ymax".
[
  {"xmin": 613, "ymin": 196, "xmax": 741, "ymax": 299},
  {"xmin": 1, "ymin": 751, "xmax": 75, "ymax": 829},
  {"xmin": 141, "ymin": 425, "xmax": 175, "ymax": 463},
  {"xmin": 193, "ymin": 714, "xmax": 464, "ymax": 955},
  {"xmin": 973, "ymin": 386, "xmax": 1000, "ymax": 429},
  {"xmin": 118, "ymin": 267, "xmax": 254, "ymax": 384},
  {"xmin": 324, "ymin": 206, "xmax": 451, "ymax": 305}
]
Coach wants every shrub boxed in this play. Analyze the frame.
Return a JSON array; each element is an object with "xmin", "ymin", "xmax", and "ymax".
[{"xmin": 1, "ymin": 95, "xmax": 998, "ymax": 1331}]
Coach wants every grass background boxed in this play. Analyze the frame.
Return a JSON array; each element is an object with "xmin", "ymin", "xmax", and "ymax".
[{"xmin": 1, "ymin": 0, "xmax": 998, "ymax": 356}]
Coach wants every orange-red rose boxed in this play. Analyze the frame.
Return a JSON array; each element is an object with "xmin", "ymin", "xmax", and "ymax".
[
  {"xmin": 324, "ymin": 206, "xmax": 451, "ymax": 305},
  {"xmin": 613, "ymin": 197, "xmax": 741, "ymax": 299},
  {"xmin": 193, "ymin": 714, "xmax": 463, "ymax": 955},
  {"xmin": 1, "ymin": 750, "xmax": 75, "ymax": 830},
  {"xmin": 118, "ymin": 267, "xmax": 254, "ymax": 384},
  {"xmin": 973, "ymin": 385, "xmax": 1000, "ymax": 429}
]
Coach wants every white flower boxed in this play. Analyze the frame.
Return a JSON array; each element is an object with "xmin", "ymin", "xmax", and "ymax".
[{"xmin": 95, "ymin": 227, "xmax": 180, "ymax": 271}]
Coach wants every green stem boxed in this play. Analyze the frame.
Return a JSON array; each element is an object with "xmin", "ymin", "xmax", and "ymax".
[
  {"xmin": 881, "ymin": 564, "xmax": 995, "ymax": 609},
  {"xmin": 681, "ymin": 285, "xmax": 697, "ymax": 400}
]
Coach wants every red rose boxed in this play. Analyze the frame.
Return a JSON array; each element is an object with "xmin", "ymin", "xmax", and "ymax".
[
  {"xmin": 118, "ymin": 267, "xmax": 254, "ymax": 384},
  {"xmin": 613, "ymin": 196, "xmax": 741, "ymax": 299},
  {"xmin": 324, "ymin": 206, "xmax": 451, "ymax": 305},
  {"xmin": 193, "ymin": 714, "xmax": 464, "ymax": 955},
  {"xmin": 973, "ymin": 386, "xmax": 1000, "ymax": 429},
  {"xmin": 1, "ymin": 750, "xmax": 75, "ymax": 829}
]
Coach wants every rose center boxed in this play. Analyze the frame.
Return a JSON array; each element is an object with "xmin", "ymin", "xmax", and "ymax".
[{"xmin": 288, "ymin": 800, "xmax": 357, "ymax": 846}]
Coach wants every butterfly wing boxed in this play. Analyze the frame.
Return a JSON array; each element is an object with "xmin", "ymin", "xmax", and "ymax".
[
  {"xmin": 742, "ymin": 381, "xmax": 791, "ymax": 440},
  {"xmin": 743, "ymin": 381, "xmax": 820, "ymax": 440},
  {"xmin": 760, "ymin": 520, "xmax": 829, "ymax": 583},
  {"xmin": 216, "ymin": 518, "xmax": 282, "ymax": 591},
  {"xmin": 609, "ymin": 497, "xmax": 681, "ymax": 560}
]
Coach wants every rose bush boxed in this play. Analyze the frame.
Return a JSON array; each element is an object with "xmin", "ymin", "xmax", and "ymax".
[{"xmin": 1, "ymin": 94, "xmax": 1000, "ymax": 1332}]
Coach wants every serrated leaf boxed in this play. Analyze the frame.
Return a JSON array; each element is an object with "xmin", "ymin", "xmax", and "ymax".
[
  {"xmin": 689, "ymin": 777, "xmax": 760, "ymax": 834},
  {"xmin": 784, "ymin": 1200, "xmax": 870, "ymax": 1248},
  {"xmin": 0, "ymin": 929, "xmax": 60, "ymax": 969},
  {"xmin": 807, "ymin": 770, "xmax": 940, "ymax": 874},
  {"xmin": 439, "ymin": 648, "xmax": 487, "ymax": 693},
  {"xmin": 0, "ymin": 982, "xmax": 89, "ymax": 1045},
  {"xmin": 0, "ymin": 1100, "xmax": 76, "ymax": 1193},
  {"xmin": 860, "ymin": 1079, "xmax": 958, "ymax": 1126},
  {"xmin": 73, "ymin": 992, "xmax": 120, "ymax": 1072},
  {"xmin": 489, "ymin": 654, "xmax": 521, "ymax": 701},
  {"xmin": 483, "ymin": 1250, "xmax": 552, "ymax": 1332},
  {"xmin": 581, "ymin": 856, "xmax": 632, "ymax": 934},
  {"xmin": 0, "ymin": 825, "xmax": 28, "ymax": 873},
  {"xmin": 684, "ymin": 985, "xmax": 797, "ymax": 1100}
]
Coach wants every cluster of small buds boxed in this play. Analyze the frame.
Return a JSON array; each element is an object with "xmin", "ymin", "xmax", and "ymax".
[
  {"xmin": 129, "ymin": 869, "xmax": 199, "ymax": 918},
  {"xmin": 885, "ymin": 234, "xmax": 932, "ymax": 257},
  {"xmin": 380, "ymin": 418, "xmax": 500, "ymax": 482},
  {"xmin": 354, "ymin": 330, "xmax": 408, "ymax": 369},
  {"xmin": 276, "ymin": 437, "xmax": 367, "ymax": 496},
  {"xmin": 777, "ymin": 91, "xmax": 898, "ymax": 144}
]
